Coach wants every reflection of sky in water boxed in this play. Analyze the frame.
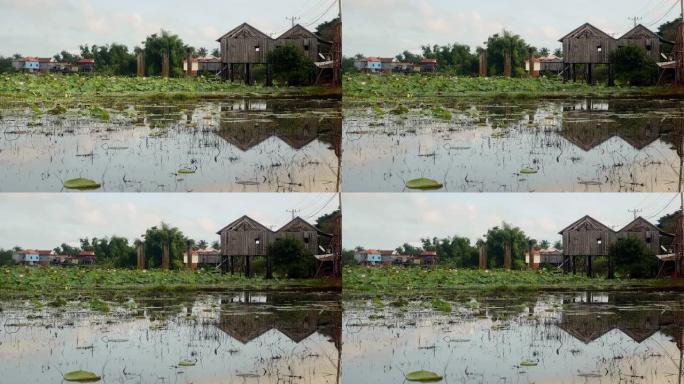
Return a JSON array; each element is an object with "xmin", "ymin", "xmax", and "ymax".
[
  {"xmin": 0, "ymin": 292, "xmax": 341, "ymax": 384},
  {"xmin": 343, "ymin": 99, "xmax": 682, "ymax": 192},
  {"xmin": 343, "ymin": 292, "xmax": 684, "ymax": 384},
  {"xmin": 0, "ymin": 98, "xmax": 341, "ymax": 192}
]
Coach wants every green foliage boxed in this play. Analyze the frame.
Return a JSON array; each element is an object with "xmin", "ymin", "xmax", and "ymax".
[
  {"xmin": 143, "ymin": 223, "xmax": 188, "ymax": 270},
  {"xmin": 143, "ymin": 30, "xmax": 189, "ymax": 77},
  {"xmin": 421, "ymin": 236, "xmax": 480, "ymax": 268},
  {"xmin": 658, "ymin": 18, "xmax": 680, "ymax": 55},
  {"xmin": 485, "ymin": 30, "xmax": 530, "ymax": 77},
  {"xmin": 609, "ymin": 236, "xmax": 658, "ymax": 278},
  {"xmin": 0, "ymin": 249, "xmax": 14, "ymax": 266},
  {"xmin": 0, "ymin": 73, "xmax": 333, "ymax": 100},
  {"xmin": 422, "ymin": 43, "xmax": 478, "ymax": 75},
  {"xmin": 343, "ymin": 73, "xmax": 661, "ymax": 99},
  {"xmin": 610, "ymin": 45, "xmax": 658, "ymax": 86},
  {"xmin": 80, "ymin": 43, "xmax": 136, "ymax": 75},
  {"xmin": 268, "ymin": 44, "xmax": 314, "ymax": 86},
  {"xmin": 314, "ymin": 17, "xmax": 339, "ymax": 46},
  {"xmin": 269, "ymin": 237, "xmax": 316, "ymax": 279},
  {"xmin": 0, "ymin": 56, "xmax": 14, "ymax": 73}
]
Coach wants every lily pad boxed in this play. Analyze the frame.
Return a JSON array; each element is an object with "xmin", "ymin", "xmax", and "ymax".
[
  {"xmin": 63, "ymin": 370, "xmax": 101, "ymax": 382},
  {"xmin": 406, "ymin": 178, "xmax": 443, "ymax": 190},
  {"xmin": 519, "ymin": 168, "xmax": 538, "ymax": 175},
  {"xmin": 178, "ymin": 359, "xmax": 196, "ymax": 367},
  {"xmin": 177, "ymin": 168, "xmax": 196, "ymax": 175},
  {"xmin": 63, "ymin": 178, "xmax": 101, "ymax": 190},
  {"xmin": 520, "ymin": 360, "xmax": 538, "ymax": 367},
  {"xmin": 406, "ymin": 370, "xmax": 443, "ymax": 382}
]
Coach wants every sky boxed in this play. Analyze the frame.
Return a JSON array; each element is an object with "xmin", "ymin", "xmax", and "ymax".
[
  {"xmin": 0, "ymin": 193, "xmax": 338, "ymax": 249},
  {"xmin": 0, "ymin": 0, "xmax": 340, "ymax": 56},
  {"xmin": 342, "ymin": 193, "xmax": 681, "ymax": 249},
  {"xmin": 344, "ymin": 0, "xmax": 681, "ymax": 56}
]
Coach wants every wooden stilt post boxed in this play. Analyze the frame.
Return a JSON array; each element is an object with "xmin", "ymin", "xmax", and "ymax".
[
  {"xmin": 504, "ymin": 242, "xmax": 512, "ymax": 271},
  {"xmin": 572, "ymin": 256, "xmax": 577, "ymax": 275},
  {"xmin": 186, "ymin": 242, "xmax": 193, "ymax": 270},
  {"xmin": 528, "ymin": 48, "xmax": 536, "ymax": 78},
  {"xmin": 230, "ymin": 255, "xmax": 235, "ymax": 275},
  {"xmin": 136, "ymin": 51, "xmax": 145, "ymax": 77},
  {"xmin": 162, "ymin": 49, "xmax": 170, "ymax": 79},
  {"xmin": 266, "ymin": 253, "xmax": 273, "ymax": 279},
  {"xmin": 608, "ymin": 254, "xmax": 614, "ymax": 279},
  {"xmin": 186, "ymin": 49, "xmax": 193, "ymax": 77},
  {"xmin": 479, "ymin": 244, "xmax": 487, "ymax": 270},
  {"xmin": 245, "ymin": 255, "xmax": 251, "ymax": 278},
  {"xmin": 608, "ymin": 64, "xmax": 615, "ymax": 86},
  {"xmin": 137, "ymin": 243, "xmax": 145, "ymax": 270},
  {"xmin": 162, "ymin": 242, "xmax": 170, "ymax": 271},
  {"xmin": 479, "ymin": 51, "xmax": 487, "ymax": 77},
  {"xmin": 587, "ymin": 63, "xmax": 593, "ymax": 85},
  {"xmin": 229, "ymin": 64, "xmax": 235, "ymax": 82},
  {"xmin": 245, "ymin": 63, "xmax": 251, "ymax": 85},
  {"xmin": 266, "ymin": 64, "xmax": 273, "ymax": 86},
  {"xmin": 587, "ymin": 255, "xmax": 593, "ymax": 278},
  {"xmin": 504, "ymin": 50, "xmax": 512, "ymax": 78},
  {"xmin": 572, "ymin": 64, "xmax": 577, "ymax": 82}
]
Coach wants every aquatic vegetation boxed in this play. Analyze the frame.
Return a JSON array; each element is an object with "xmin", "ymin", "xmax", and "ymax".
[
  {"xmin": 519, "ymin": 168, "xmax": 538, "ymax": 175},
  {"xmin": 406, "ymin": 370, "xmax": 443, "ymax": 382},
  {"xmin": 343, "ymin": 266, "xmax": 675, "ymax": 294},
  {"xmin": 390, "ymin": 104, "xmax": 410, "ymax": 115},
  {"xmin": 344, "ymin": 73, "xmax": 669, "ymax": 99},
  {"xmin": 431, "ymin": 298, "xmax": 451, "ymax": 313},
  {"xmin": 431, "ymin": 106, "xmax": 452, "ymax": 120},
  {"xmin": 63, "ymin": 370, "xmax": 101, "ymax": 382},
  {"xmin": 63, "ymin": 178, "xmax": 102, "ymax": 190},
  {"xmin": 406, "ymin": 178, "xmax": 443, "ymax": 190},
  {"xmin": 178, "ymin": 359, "xmax": 196, "ymax": 367},
  {"xmin": 519, "ymin": 360, "xmax": 538, "ymax": 367},
  {"xmin": 89, "ymin": 106, "xmax": 110, "ymax": 121}
]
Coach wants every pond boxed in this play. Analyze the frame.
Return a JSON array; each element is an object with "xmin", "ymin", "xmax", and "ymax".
[
  {"xmin": 343, "ymin": 291, "xmax": 684, "ymax": 384},
  {"xmin": 343, "ymin": 98, "xmax": 684, "ymax": 192},
  {"xmin": 0, "ymin": 98, "xmax": 341, "ymax": 192},
  {"xmin": 0, "ymin": 290, "xmax": 341, "ymax": 383}
]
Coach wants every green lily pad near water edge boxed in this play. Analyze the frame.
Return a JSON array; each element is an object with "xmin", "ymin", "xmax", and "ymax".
[
  {"xmin": 63, "ymin": 178, "xmax": 101, "ymax": 190},
  {"xmin": 406, "ymin": 178, "xmax": 444, "ymax": 190},
  {"xmin": 63, "ymin": 370, "xmax": 101, "ymax": 382},
  {"xmin": 406, "ymin": 370, "xmax": 443, "ymax": 382}
]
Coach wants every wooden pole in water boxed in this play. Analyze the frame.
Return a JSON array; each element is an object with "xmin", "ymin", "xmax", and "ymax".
[
  {"xmin": 162, "ymin": 49, "xmax": 170, "ymax": 79},
  {"xmin": 162, "ymin": 242, "xmax": 170, "ymax": 271},
  {"xmin": 504, "ymin": 50, "xmax": 512, "ymax": 78},
  {"xmin": 504, "ymin": 242, "xmax": 512, "ymax": 271},
  {"xmin": 479, "ymin": 51, "xmax": 487, "ymax": 77},
  {"xmin": 186, "ymin": 49, "xmax": 193, "ymax": 77},
  {"xmin": 245, "ymin": 255, "xmax": 251, "ymax": 278},
  {"xmin": 479, "ymin": 244, "xmax": 487, "ymax": 270},
  {"xmin": 136, "ymin": 51, "xmax": 145, "ymax": 77},
  {"xmin": 137, "ymin": 243, "xmax": 145, "ymax": 270},
  {"xmin": 186, "ymin": 242, "xmax": 193, "ymax": 271}
]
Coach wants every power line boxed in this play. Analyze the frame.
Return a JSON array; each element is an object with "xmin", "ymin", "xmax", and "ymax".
[
  {"xmin": 286, "ymin": 209, "xmax": 302, "ymax": 220},
  {"xmin": 286, "ymin": 16, "xmax": 301, "ymax": 27},
  {"xmin": 644, "ymin": 0, "xmax": 680, "ymax": 27},
  {"xmin": 304, "ymin": 193, "xmax": 338, "ymax": 220},
  {"xmin": 629, "ymin": 208, "xmax": 643, "ymax": 219},
  {"xmin": 303, "ymin": 0, "xmax": 338, "ymax": 27},
  {"xmin": 629, "ymin": 16, "xmax": 644, "ymax": 26},
  {"xmin": 646, "ymin": 194, "xmax": 680, "ymax": 219}
]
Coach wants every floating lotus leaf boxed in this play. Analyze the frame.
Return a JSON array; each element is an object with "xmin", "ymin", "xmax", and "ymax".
[
  {"xmin": 178, "ymin": 359, "xmax": 196, "ymax": 367},
  {"xmin": 406, "ymin": 178, "xmax": 443, "ymax": 190},
  {"xmin": 177, "ymin": 168, "xmax": 196, "ymax": 174},
  {"xmin": 520, "ymin": 360, "xmax": 538, "ymax": 367},
  {"xmin": 63, "ymin": 178, "xmax": 101, "ymax": 190},
  {"xmin": 406, "ymin": 370, "xmax": 443, "ymax": 382},
  {"xmin": 63, "ymin": 370, "xmax": 101, "ymax": 382},
  {"xmin": 519, "ymin": 168, "xmax": 538, "ymax": 175}
]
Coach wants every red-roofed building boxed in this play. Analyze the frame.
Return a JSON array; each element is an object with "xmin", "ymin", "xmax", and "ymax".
[
  {"xmin": 77, "ymin": 251, "xmax": 96, "ymax": 265},
  {"xmin": 420, "ymin": 250, "xmax": 438, "ymax": 265},
  {"xmin": 76, "ymin": 58, "xmax": 96, "ymax": 72},
  {"xmin": 420, "ymin": 59, "xmax": 438, "ymax": 72}
]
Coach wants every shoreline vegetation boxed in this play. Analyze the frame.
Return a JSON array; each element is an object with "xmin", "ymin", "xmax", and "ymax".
[
  {"xmin": 0, "ymin": 266, "xmax": 340, "ymax": 297},
  {"xmin": 0, "ymin": 73, "xmax": 341, "ymax": 101},
  {"xmin": 343, "ymin": 266, "xmax": 684, "ymax": 296},
  {"xmin": 343, "ymin": 73, "xmax": 684, "ymax": 100}
]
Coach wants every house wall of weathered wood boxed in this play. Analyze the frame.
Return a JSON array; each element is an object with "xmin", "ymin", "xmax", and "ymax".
[
  {"xmin": 221, "ymin": 37, "xmax": 275, "ymax": 64},
  {"xmin": 617, "ymin": 218, "xmax": 662, "ymax": 255},
  {"xmin": 561, "ymin": 23, "xmax": 663, "ymax": 65},
  {"xmin": 218, "ymin": 216, "xmax": 322, "ymax": 257},
  {"xmin": 562, "ymin": 36, "xmax": 615, "ymax": 64},
  {"xmin": 560, "ymin": 216, "xmax": 615, "ymax": 257},
  {"xmin": 617, "ymin": 25, "xmax": 662, "ymax": 62}
]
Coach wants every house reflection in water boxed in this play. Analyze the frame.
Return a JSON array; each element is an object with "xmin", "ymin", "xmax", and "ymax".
[
  {"xmin": 215, "ymin": 292, "xmax": 342, "ymax": 350},
  {"xmin": 217, "ymin": 99, "xmax": 341, "ymax": 154}
]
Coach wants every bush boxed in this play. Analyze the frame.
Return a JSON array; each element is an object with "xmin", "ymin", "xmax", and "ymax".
[
  {"xmin": 610, "ymin": 45, "xmax": 658, "ymax": 86},
  {"xmin": 268, "ymin": 44, "xmax": 314, "ymax": 86},
  {"xmin": 609, "ymin": 236, "xmax": 658, "ymax": 278},
  {"xmin": 269, "ymin": 237, "xmax": 316, "ymax": 279}
]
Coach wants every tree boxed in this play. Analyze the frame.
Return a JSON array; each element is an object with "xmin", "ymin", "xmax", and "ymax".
[
  {"xmin": 268, "ymin": 237, "xmax": 316, "ymax": 278},
  {"xmin": 197, "ymin": 47, "xmax": 208, "ymax": 57},
  {"xmin": 143, "ymin": 30, "xmax": 189, "ymax": 77},
  {"xmin": 211, "ymin": 48, "xmax": 220, "ymax": 57},
  {"xmin": 395, "ymin": 50, "xmax": 422, "ymax": 64},
  {"xmin": 197, "ymin": 240, "xmax": 209, "ymax": 249},
  {"xmin": 609, "ymin": 236, "xmax": 657, "ymax": 278},
  {"xmin": 268, "ymin": 44, "xmax": 314, "ymax": 86},
  {"xmin": 553, "ymin": 48, "xmax": 563, "ymax": 58},
  {"xmin": 54, "ymin": 50, "xmax": 79, "ymax": 63},
  {"xmin": 315, "ymin": 18, "xmax": 339, "ymax": 45},
  {"xmin": 0, "ymin": 249, "xmax": 14, "ymax": 265},
  {"xmin": 211, "ymin": 240, "xmax": 220, "ymax": 250},
  {"xmin": 0, "ymin": 56, "xmax": 14, "ymax": 73},
  {"xmin": 539, "ymin": 240, "xmax": 551, "ymax": 249},
  {"xmin": 538, "ymin": 47, "xmax": 550, "ymax": 57},
  {"xmin": 54, "ymin": 243, "xmax": 81, "ymax": 257},
  {"xmin": 422, "ymin": 43, "xmax": 478, "ymax": 75},
  {"xmin": 658, "ymin": 18, "xmax": 680, "ymax": 55},
  {"xmin": 396, "ymin": 243, "xmax": 422, "ymax": 257},
  {"xmin": 342, "ymin": 249, "xmax": 357, "ymax": 266},
  {"xmin": 483, "ymin": 223, "xmax": 531, "ymax": 269},
  {"xmin": 485, "ymin": 30, "xmax": 530, "ymax": 77},
  {"xmin": 143, "ymin": 222, "xmax": 189, "ymax": 269},
  {"xmin": 610, "ymin": 45, "xmax": 658, "ymax": 86},
  {"xmin": 342, "ymin": 56, "xmax": 357, "ymax": 74},
  {"xmin": 553, "ymin": 240, "xmax": 563, "ymax": 250}
]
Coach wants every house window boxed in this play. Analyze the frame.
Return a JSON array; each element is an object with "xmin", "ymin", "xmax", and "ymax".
[
  {"xmin": 646, "ymin": 44, "xmax": 652, "ymax": 51},
  {"xmin": 646, "ymin": 234, "xmax": 653, "ymax": 243},
  {"xmin": 255, "ymin": 238, "xmax": 261, "ymax": 245},
  {"xmin": 255, "ymin": 46, "xmax": 260, "ymax": 52},
  {"xmin": 304, "ymin": 233, "xmax": 310, "ymax": 244},
  {"xmin": 597, "ymin": 45, "xmax": 602, "ymax": 53},
  {"xmin": 304, "ymin": 44, "xmax": 310, "ymax": 51}
]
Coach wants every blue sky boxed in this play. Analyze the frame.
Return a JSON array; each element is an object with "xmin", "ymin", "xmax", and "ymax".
[
  {"xmin": 343, "ymin": 194, "xmax": 681, "ymax": 249},
  {"xmin": 0, "ymin": 0, "xmax": 340, "ymax": 56},
  {"xmin": 0, "ymin": 194, "xmax": 338, "ymax": 249},
  {"xmin": 344, "ymin": 0, "xmax": 681, "ymax": 56}
]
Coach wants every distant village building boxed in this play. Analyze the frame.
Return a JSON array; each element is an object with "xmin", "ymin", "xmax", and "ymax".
[
  {"xmin": 419, "ymin": 59, "xmax": 438, "ymax": 72},
  {"xmin": 76, "ymin": 58, "xmax": 96, "ymax": 73},
  {"xmin": 525, "ymin": 55, "xmax": 564, "ymax": 77},
  {"xmin": 525, "ymin": 247, "xmax": 564, "ymax": 269},
  {"xmin": 184, "ymin": 248, "xmax": 222, "ymax": 269},
  {"xmin": 77, "ymin": 251, "xmax": 96, "ymax": 265},
  {"xmin": 420, "ymin": 250, "xmax": 438, "ymax": 265}
]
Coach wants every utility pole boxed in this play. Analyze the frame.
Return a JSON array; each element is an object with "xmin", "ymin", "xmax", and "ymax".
[
  {"xmin": 628, "ymin": 16, "xmax": 643, "ymax": 27},
  {"xmin": 286, "ymin": 16, "xmax": 301, "ymax": 27},
  {"xmin": 287, "ymin": 209, "xmax": 301, "ymax": 220},
  {"xmin": 629, "ymin": 208, "xmax": 643, "ymax": 219}
]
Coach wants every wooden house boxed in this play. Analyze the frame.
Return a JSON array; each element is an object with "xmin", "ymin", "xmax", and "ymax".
[
  {"xmin": 216, "ymin": 215, "xmax": 328, "ymax": 278},
  {"xmin": 559, "ymin": 215, "xmax": 615, "ymax": 276},
  {"xmin": 618, "ymin": 25, "xmax": 662, "ymax": 62},
  {"xmin": 217, "ymin": 22, "xmax": 330, "ymax": 85},
  {"xmin": 617, "ymin": 217, "xmax": 667, "ymax": 255}
]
